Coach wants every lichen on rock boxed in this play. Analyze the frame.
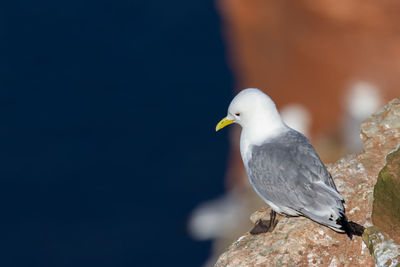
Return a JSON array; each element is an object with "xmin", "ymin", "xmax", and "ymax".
[
  {"xmin": 372, "ymin": 147, "xmax": 400, "ymax": 245},
  {"xmin": 215, "ymin": 99, "xmax": 400, "ymax": 267}
]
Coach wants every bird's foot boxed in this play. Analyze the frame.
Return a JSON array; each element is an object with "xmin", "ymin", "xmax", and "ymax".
[{"xmin": 249, "ymin": 218, "xmax": 278, "ymax": 235}]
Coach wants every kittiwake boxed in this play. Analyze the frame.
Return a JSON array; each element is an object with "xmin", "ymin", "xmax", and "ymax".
[{"xmin": 216, "ymin": 88, "xmax": 364, "ymax": 238}]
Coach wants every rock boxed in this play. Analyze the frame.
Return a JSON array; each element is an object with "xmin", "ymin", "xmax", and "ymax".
[
  {"xmin": 362, "ymin": 226, "xmax": 400, "ymax": 267},
  {"xmin": 372, "ymin": 147, "xmax": 400, "ymax": 244},
  {"xmin": 214, "ymin": 99, "xmax": 400, "ymax": 267},
  {"xmin": 249, "ymin": 206, "xmax": 271, "ymax": 225}
]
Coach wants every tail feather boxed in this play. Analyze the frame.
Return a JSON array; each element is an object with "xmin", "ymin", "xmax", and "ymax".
[{"xmin": 348, "ymin": 221, "xmax": 365, "ymax": 236}]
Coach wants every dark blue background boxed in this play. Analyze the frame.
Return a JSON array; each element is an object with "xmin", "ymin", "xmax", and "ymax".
[{"xmin": 1, "ymin": 1, "xmax": 233, "ymax": 266}]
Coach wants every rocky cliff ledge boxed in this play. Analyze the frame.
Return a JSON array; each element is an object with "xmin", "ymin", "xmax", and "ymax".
[{"xmin": 215, "ymin": 99, "xmax": 400, "ymax": 267}]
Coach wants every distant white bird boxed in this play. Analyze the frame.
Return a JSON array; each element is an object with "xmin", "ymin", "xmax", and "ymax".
[
  {"xmin": 343, "ymin": 81, "xmax": 383, "ymax": 152},
  {"xmin": 188, "ymin": 191, "xmax": 241, "ymax": 240},
  {"xmin": 216, "ymin": 88, "xmax": 363, "ymax": 238},
  {"xmin": 280, "ymin": 104, "xmax": 311, "ymax": 137}
]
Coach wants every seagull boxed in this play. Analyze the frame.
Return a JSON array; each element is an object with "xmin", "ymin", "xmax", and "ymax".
[{"xmin": 216, "ymin": 88, "xmax": 364, "ymax": 238}]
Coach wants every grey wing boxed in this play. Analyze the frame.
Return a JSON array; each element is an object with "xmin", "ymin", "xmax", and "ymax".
[
  {"xmin": 293, "ymin": 133, "xmax": 339, "ymax": 191},
  {"xmin": 247, "ymin": 132, "xmax": 345, "ymax": 231}
]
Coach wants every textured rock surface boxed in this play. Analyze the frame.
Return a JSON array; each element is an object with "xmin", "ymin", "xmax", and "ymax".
[
  {"xmin": 362, "ymin": 227, "xmax": 400, "ymax": 267},
  {"xmin": 215, "ymin": 99, "xmax": 400, "ymax": 267}
]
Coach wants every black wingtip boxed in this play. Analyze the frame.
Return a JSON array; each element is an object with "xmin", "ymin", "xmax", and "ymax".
[
  {"xmin": 348, "ymin": 221, "xmax": 365, "ymax": 237},
  {"xmin": 337, "ymin": 213, "xmax": 364, "ymax": 239},
  {"xmin": 338, "ymin": 215, "xmax": 353, "ymax": 239}
]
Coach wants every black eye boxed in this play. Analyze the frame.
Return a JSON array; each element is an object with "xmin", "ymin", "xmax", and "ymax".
[{"xmin": 235, "ymin": 113, "xmax": 240, "ymax": 116}]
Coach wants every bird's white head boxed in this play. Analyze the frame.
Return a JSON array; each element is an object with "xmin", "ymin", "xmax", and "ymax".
[{"xmin": 216, "ymin": 88, "xmax": 287, "ymax": 141}]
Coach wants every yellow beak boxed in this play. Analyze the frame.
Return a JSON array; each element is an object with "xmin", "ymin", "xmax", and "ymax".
[{"xmin": 215, "ymin": 117, "xmax": 234, "ymax": 132}]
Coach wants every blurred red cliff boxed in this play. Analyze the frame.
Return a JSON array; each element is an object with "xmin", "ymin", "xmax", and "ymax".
[
  {"xmin": 217, "ymin": 0, "xmax": 400, "ymax": 189},
  {"xmin": 189, "ymin": 3, "xmax": 400, "ymax": 266}
]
